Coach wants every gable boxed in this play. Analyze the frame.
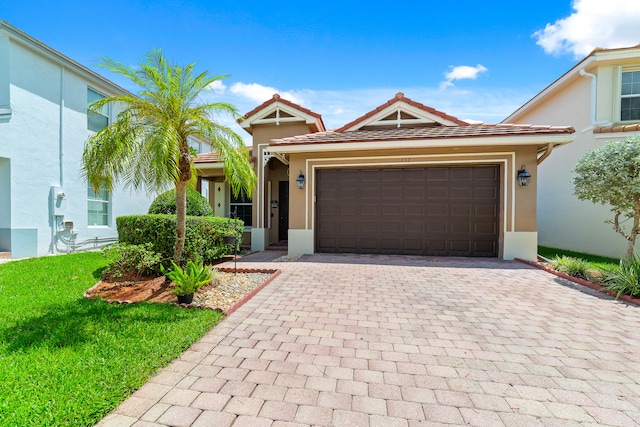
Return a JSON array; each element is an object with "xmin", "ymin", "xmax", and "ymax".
[
  {"xmin": 238, "ymin": 94, "xmax": 325, "ymax": 135},
  {"xmin": 336, "ymin": 92, "xmax": 469, "ymax": 132}
]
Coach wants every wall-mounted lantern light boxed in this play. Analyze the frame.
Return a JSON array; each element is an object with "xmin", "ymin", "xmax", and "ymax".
[
  {"xmin": 517, "ymin": 165, "xmax": 532, "ymax": 187},
  {"xmin": 296, "ymin": 171, "xmax": 305, "ymax": 189}
]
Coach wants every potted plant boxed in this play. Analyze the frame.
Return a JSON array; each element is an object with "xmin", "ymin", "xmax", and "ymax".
[{"xmin": 161, "ymin": 258, "xmax": 213, "ymax": 304}]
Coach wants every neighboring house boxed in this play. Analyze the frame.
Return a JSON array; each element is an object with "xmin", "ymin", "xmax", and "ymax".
[
  {"xmin": 0, "ymin": 21, "xmax": 158, "ymax": 259},
  {"xmin": 504, "ymin": 45, "xmax": 640, "ymax": 258},
  {"xmin": 197, "ymin": 93, "xmax": 575, "ymax": 261}
]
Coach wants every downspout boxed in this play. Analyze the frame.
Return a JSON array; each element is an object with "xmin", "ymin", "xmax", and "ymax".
[
  {"xmin": 579, "ymin": 68, "xmax": 610, "ymax": 128},
  {"xmin": 59, "ymin": 65, "xmax": 65, "ymax": 186}
]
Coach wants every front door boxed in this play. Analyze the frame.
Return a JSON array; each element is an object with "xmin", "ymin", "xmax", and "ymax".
[{"xmin": 278, "ymin": 181, "xmax": 289, "ymax": 241}]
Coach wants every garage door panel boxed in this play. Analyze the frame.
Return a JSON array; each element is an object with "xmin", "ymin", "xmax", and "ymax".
[
  {"xmin": 316, "ymin": 166, "xmax": 499, "ymax": 257},
  {"xmin": 427, "ymin": 221, "xmax": 447, "ymax": 233},
  {"xmin": 403, "ymin": 239, "xmax": 423, "ymax": 251},
  {"xmin": 382, "ymin": 221, "xmax": 403, "ymax": 233},
  {"xmin": 474, "ymin": 222, "xmax": 497, "ymax": 234},
  {"xmin": 404, "ymin": 221, "xmax": 424, "ymax": 233},
  {"xmin": 449, "ymin": 240, "xmax": 472, "ymax": 252},
  {"xmin": 450, "ymin": 204, "xmax": 472, "ymax": 216},
  {"xmin": 450, "ymin": 222, "xmax": 471, "ymax": 233},
  {"xmin": 361, "ymin": 187, "xmax": 380, "ymax": 199},
  {"xmin": 361, "ymin": 208, "xmax": 381, "ymax": 218},
  {"xmin": 475, "ymin": 204, "xmax": 497, "ymax": 217},
  {"xmin": 359, "ymin": 238, "xmax": 380, "ymax": 250},
  {"xmin": 381, "ymin": 239, "xmax": 401, "ymax": 251},
  {"xmin": 476, "ymin": 187, "xmax": 498, "ymax": 199},
  {"xmin": 405, "ymin": 205, "xmax": 425, "ymax": 216},
  {"xmin": 427, "ymin": 203, "xmax": 448, "ymax": 215}
]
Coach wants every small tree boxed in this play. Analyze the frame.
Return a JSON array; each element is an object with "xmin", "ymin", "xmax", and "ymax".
[
  {"xmin": 81, "ymin": 49, "xmax": 255, "ymax": 264},
  {"xmin": 573, "ymin": 136, "xmax": 640, "ymax": 259}
]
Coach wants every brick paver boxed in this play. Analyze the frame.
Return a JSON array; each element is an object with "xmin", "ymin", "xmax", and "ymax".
[{"xmin": 96, "ymin": 253, "xmax": 640, "ymax": 426}]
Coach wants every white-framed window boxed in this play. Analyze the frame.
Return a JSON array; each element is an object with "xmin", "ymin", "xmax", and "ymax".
[
  {"xmin": 229, "ymin": 190, "xmax": 252, "ymax": 227},
  {"xmin": 87, "ymin": 87, "xmax": 109, "ymax": 132},
  {"xmin": 88, "ymin": 184, "xmax": 110, "ymax": 226},
  {"xmin": 621, "ymin": 69, "xmax": 640, "ymax": 122}
]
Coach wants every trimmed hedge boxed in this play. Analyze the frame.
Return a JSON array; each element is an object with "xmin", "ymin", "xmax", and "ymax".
[
  {"xmin": 148, "ymin": 188, "xmax": 214, "ymax": 217},
  {"xmin": 117, "ymin": 214, "xmax": 243, "ymax": 263}
]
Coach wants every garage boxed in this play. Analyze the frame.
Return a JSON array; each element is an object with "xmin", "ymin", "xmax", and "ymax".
[{"xmin": 315, "ymin": 166, "xmax": 500, "ymax": 256}]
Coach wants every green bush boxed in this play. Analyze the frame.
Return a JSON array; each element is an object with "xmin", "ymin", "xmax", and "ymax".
[
  {"xmin": 148, "ymin": 188, "xmax": 213, "ymax": 216},
  {"xmin": 117, "ymin": 214, "xmax": 243, "ymax": 263},
  {"xmin": 102, "ymin": 242, "xmax": 163, "ymax": 280},
  {"xmin": 548, "ymin": 255, "xmax": 591, "ymax": 279},
  {"xmin": 161, "ymin": 259, "xmax": 217, "ymax": 296},
  {"xmin": 605, "ymin": 252, "xmax": 640, "ymax": 299}
]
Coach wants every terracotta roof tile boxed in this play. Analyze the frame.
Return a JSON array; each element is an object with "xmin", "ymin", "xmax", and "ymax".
[
  {"xmin": 194, "ymin": 147, "xmax": 253, "ymax": 164},
  {"xmin": 335, "ymin": 92, "xmax": 469, "ymax": 131},
  {"xmin": 593, "ymin": 123, "xmax": 640, "ymax": 134},
  {"xmin": 269, "ymin": 123, "xmax": 575, "ymax": 146}
]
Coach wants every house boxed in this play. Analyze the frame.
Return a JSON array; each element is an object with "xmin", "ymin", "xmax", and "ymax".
[
  {"xmin": 504, "ymin": 45, "xmax": 640, "ymax": 259},
  {"xmin": 196, "ymin": 93, "xmax": 575, "ymax": 261},
  {"xmin": 0, "ymin": 21, "xmax": 160, "ymax": 259}
]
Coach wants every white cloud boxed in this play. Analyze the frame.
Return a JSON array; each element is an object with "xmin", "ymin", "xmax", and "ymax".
[
  {"xmin": 218, "ymin": 85, "xmax": 532, "ymax": 136},
  {"xmin": 533, "ymin": 0, "xmax": 640, "ymax": 57},
  {"xmin": 229, "ymin": 82, "xmax": 305, "ymax": 105},
  {"xmin": 439, "ymin": 65, "xmax": 488, "ymax": 90},
  {"xmin": 206, "ymin": 80, "xmax": 226, "ymax": 94}
]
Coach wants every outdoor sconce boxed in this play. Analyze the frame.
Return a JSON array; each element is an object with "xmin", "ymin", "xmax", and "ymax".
[
  {"xmin": 296, "ymin": 171, "xmax": 305, "ymax": 189},
  {"xmin": 271, "ymin": 200, "xmax": 278, "ymax": 209},
  {"xmin": 517, "ymin": 165, "xmax": 532, "ymax": 187}
]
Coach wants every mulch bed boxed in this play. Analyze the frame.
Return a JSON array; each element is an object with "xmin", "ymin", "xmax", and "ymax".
[{"xmin": 84, "ymin": 267, "xmax": 280, "ymax": 315}]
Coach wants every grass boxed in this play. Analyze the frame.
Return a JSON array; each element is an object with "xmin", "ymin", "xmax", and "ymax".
[
  {"xmin": 538, "ymin": 245, "xmax": 619, "ymax": 272},
  {"xmin": 0, "ymin": 252, "xmax": 224, "ymax": 427}
]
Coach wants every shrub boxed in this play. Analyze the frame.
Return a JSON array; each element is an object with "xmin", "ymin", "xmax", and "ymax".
[
  {"xmin": 148, "ymin": 188, "xmax": 213, "ymax": 217},
  {"xmin": 102, "ymin": 242, "xmax": 163, "ymax": 280},
  {"xmin": 117, "ymin": 214, "xmax": 243, "ymax": 263},
  {"xmin": 161, "ymin": 259, "xmax": 217, "ymax": 296},
  {"xmin": 548, "ymin": 255, "xmax": 591, "ymax": 279},
  {"xmin": 605, "ymin": 252, "xmax": 640, "ymax": 299}
]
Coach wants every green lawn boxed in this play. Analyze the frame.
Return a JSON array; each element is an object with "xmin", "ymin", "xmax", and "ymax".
[
  {"xmin": 538, "ymin": 245, "xmax": 619, "ymax": 272},
  {"xmin": 0, "ymin": 252, "xmax": 223, "ymax": 426}
]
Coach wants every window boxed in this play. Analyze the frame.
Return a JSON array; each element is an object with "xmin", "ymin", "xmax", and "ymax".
[
  {"xmin": 621, "ymin": 70, "xmax": 640, "ymax": 121},
  {"xmin": 88, "ymin": 184, "xmax": 109, "ymax": 226},
  {"xmin": 87, "ymin": 88, "xmax": 109, "ymax": 131},
  {"xmin": 229, "ymin": 191, "xmax": 252, "ymax": 227}
]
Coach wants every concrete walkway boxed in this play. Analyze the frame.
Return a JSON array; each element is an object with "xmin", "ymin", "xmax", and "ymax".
[{"xmin": 98, "ymin": 253, "xmax": 640, "ymax": 426}]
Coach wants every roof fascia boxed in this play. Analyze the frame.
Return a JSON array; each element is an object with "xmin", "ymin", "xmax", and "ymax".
[
  {"xmin": 0, "ymin": 20, "xmax": 132, "ymax": 96},
  {"xmin": 504, "ymin": 56, "xmax": 595, "ymax": 123},
  {"xmin": 239, "ymin": 101, "xmax": 322, "ymax": 131},
  {"xmin": 267, "ymin": 134, "xmax": 575, "ymax": 154},
  {"xmin": 342, "ymin": 101, "xmax": 461, "ymax": 131},
  {"xmin": 504, "ymin": 46, "xmax": 640, "ymax": 123}
]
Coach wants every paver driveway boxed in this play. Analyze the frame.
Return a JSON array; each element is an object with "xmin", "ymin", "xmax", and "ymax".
[{"xmin": 98, "ymin": 253, "xmax": 640, "ymax": 426}]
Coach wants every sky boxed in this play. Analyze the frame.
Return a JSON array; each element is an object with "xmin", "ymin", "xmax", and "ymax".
[{"xmin": 2, "ymin": 0, "xmax": 640, "ymax": 142}]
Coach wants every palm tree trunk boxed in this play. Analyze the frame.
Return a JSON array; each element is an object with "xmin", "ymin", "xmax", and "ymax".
[{"xmin": 174, "ymin": 180, "xmax": 187, "ymax": 264}]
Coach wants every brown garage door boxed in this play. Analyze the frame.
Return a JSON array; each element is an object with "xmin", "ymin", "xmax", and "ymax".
[{"xmin": 316, "ymin": 166, "xmax": 499, "ymax": 256}]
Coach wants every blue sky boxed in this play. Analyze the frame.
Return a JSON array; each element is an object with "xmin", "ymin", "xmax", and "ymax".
[{"xmin": 2, "ymin": 0, "xmax": 639, "ymax": 139}]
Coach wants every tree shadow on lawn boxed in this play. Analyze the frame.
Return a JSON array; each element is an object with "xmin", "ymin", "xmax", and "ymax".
[{"xmin": 1, "ymin": 298, "xmax": 189, "ymax": 353}]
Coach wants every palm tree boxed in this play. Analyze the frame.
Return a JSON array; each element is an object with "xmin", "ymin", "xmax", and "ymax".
[{"xmin": 81, "ymin": 49, "xmax": 255, "ymax": 263}]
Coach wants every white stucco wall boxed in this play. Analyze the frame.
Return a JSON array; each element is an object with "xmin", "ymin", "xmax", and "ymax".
[
  {"xmin": 0, "ymin": 32, "xmax": 153, "ymax": 258},
  {"xmin": 511, "ymin": 68, "xmax": 639, "ymax": 259}
]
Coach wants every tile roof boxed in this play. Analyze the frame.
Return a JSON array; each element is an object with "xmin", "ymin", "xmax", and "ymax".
[
  {"xmin": 593, "ymin": 123, "xmax": 640, "ymax": 134},
  {"xmin": 269, "ymin": 123, "xmax": 575, "ymax": 146},
  {"xmin": 335, "ymin": 92, "xmax": 469, "ymax": 131},
  {"xmin": 194, "ymin": 148, "xmax": 254, "ymax": 164}
]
